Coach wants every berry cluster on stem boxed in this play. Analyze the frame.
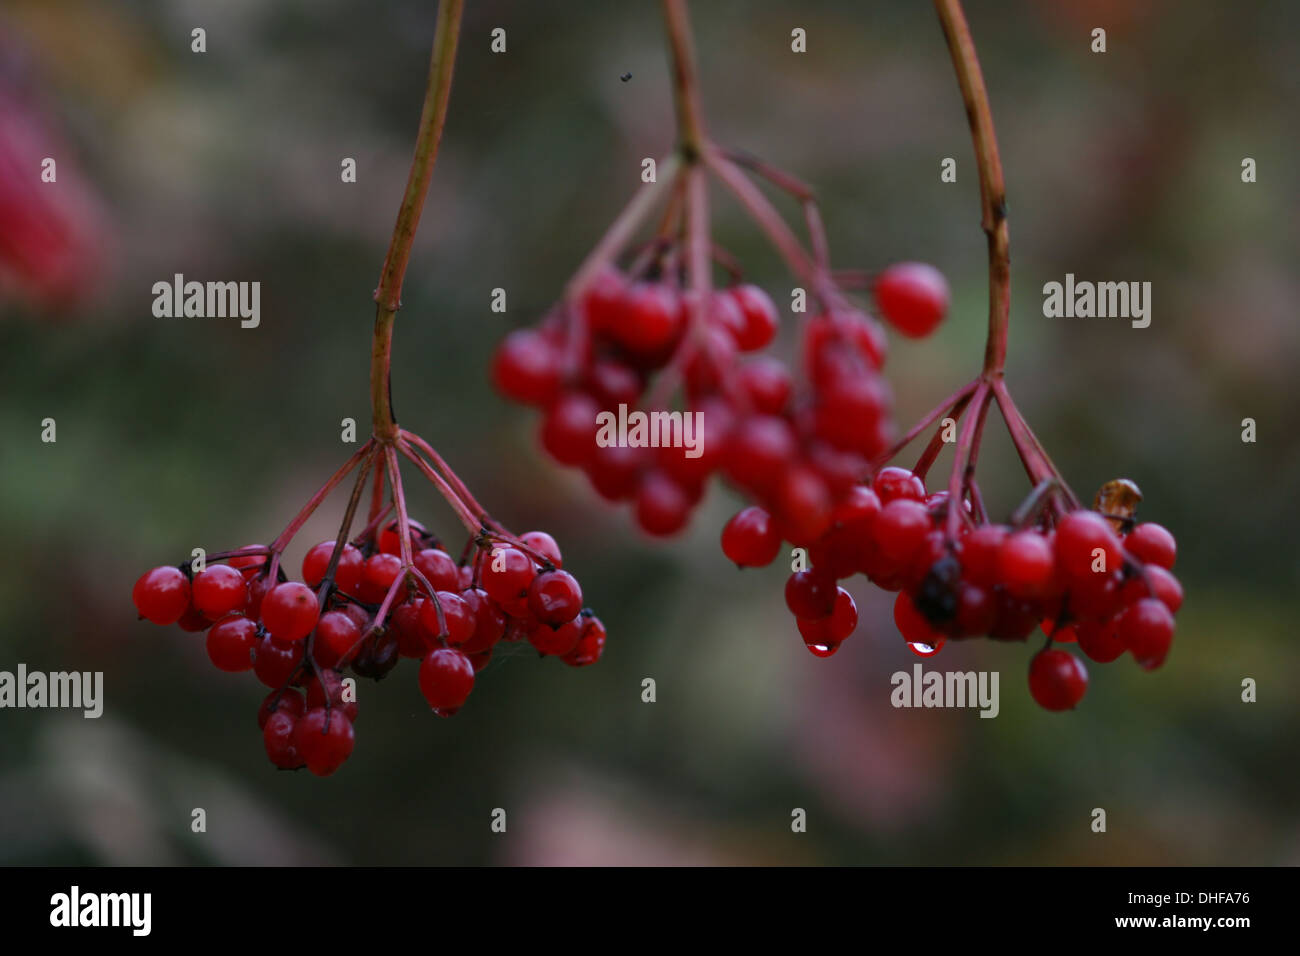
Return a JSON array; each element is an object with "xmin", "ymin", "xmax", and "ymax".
[{"xmin": 131, "ymin": 0, "xmax": 605, "ymax": 774}]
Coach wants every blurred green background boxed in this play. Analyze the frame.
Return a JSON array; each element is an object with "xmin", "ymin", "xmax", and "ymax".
[{"xmin": 1, "ymin": 0, "xmax": 1297, "ymax": 865}]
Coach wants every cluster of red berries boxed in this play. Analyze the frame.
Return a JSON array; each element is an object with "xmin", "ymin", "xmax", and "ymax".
[
  {"xmin": 724, "ymin": 465, "xmax": 1182, "ymax": 710},
  {"xmin": 492, "ymin": 256, "xmax": 934, "ymax": 544},
  {"xmin": 132, "ymin": 522, "xmax": 604, "ymax": 775}
]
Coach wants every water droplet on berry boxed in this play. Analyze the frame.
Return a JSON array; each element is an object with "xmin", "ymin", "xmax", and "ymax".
[
  {"xmin": 804, "ymin": 641, "xmax": 839, "ymax": 658},
  {"xmin": 907, "ymin": 638, "xmax": 945, "ymax": 658}
]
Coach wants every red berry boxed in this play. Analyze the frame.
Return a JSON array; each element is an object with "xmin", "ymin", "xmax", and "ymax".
[
  {"xmin": 358, "ymin": 552, "xmax": 403, "ymax": 603},
  {"xmin": 177, "ymin": 605, "xmax": 214, "ymax": 633},
  {"xmin": 132, "ymin": 566, "xmax": 191, "ymax": 625},
  {"xmin": 191, "ymin": 565, "xmax": 248, "ymax": 618},
  {"xmin": 260, "ymin": 582, "xmax": 320, "ymax": 643},
  {"xmin": 419, "ymin": 590, "xmax": 476, "ymax": 646},
  {"xmin": 528, "ymin": 617, "xmax": 583, "ymax": 656},
  {"xmin": 540, "ymin": 392, "xmax": 601, "ymax": 466},
  {"xmin": 1027, "ymin": 649, "xmax": 1088, "ymax": 711},
  {"xmin": 797, "ymin": 588, "xmax": 858, "ymax": 645},
  {"xmin": 1076, "ymin": 619, "xmax": 1126, "ymax": 663},
  {"xmin": 302, "ymin": 541, "xmax": 364, "ymax": 594},
  {"xmin": 785, "ymin": 570, "xmax": 837, "ymax": 619},
  {"xmin": 873, "ymin": 262, "xmax": 949, "ymax": 338},
  {"xmin": 582, "ymin": 266, "xmax": 626, "ymax": 335},
  {"xmin": 480, "ymin": 546, "xmax": 538, "ymax": 604},
  {"xmin": 262, "ymin": 711, "xmax": 305, "ymax": 769},
  {"xmin": 257, "ymin": 688, "xmax": 305, "ymax": 730},
  {"xmin": 635, "ymin": 471, "xmax": 694, "ymax": 537},
  {"xmin": 294, "ymin": 707, "xmax": 355, "ymax": 776},
  {"xmin": 378, "ymin": 519, "xmax": 428, "ymax": 556},
  {"xmin": 1115, "ymin": 598, "xmax": 1175, "ymax": 669},
  {"xmin": 1054, "ymin": 510, "xmax": 1123, "ymax": 581},
  {"xmin": 253, "ymin": 634, "xmax": 305, "ymax": 689},
  {"xmin": 616, "ymin": 282, "xmax": 682, "ymax": 355},
  {"xmin": 412, "ymin": 547, "xmax": 459, "ymax": 591},
  {"xmin": 205, "ymin": 615, "xmax": 258, "ymax": 672},
  {"xmin": 722, "ymin": 416, "xmax": 798, "ymax": 493},
  {"xmin": 527, "ymin": 570, "xmax": 583, "ymax": 626},
  {"xmin": 228, "ymin": 545, "xmax": 269, "ymax": 579},
  {"xmin": 873, "ymin": 498, "xmax": 931, "ymax": 565},
  {"xmin": 491, "ymin": 328, "xmax": 562, "ymax": 406},
  {"xmin": 738, "ymin": 356, "xmax": 793, "ymax": 414},
  {"xmin": 997, "ymin": 531, "xmax": 1056, "ymax": 599},
  {"xmin": 519, "ymin": 531, "xmax": 563, "ymax": 569},
  {"xmin": 721, "ymin": 506, "xmax": 782, "ymax": 567},
  {"xmin": 418, "ymin": 648, "xmax": 476, "ymax": 715},
  {"xmin": 562, "ymin": 615, "xmax": 607, "ymax": 667},
  {"xmin": 728, "ymin": 284, "xmax": 779, "ymax": 351},
  {"xmin": 306, "ymin": 670, "xmax": 359, "ymax": 723},
  {"xmin": 776, "ymin": 465, "xmax": 834, "ymax": 546},
  {"xmin": 459, "ymin": 587, "xmax": 508, "ymax": 654},
  {"xmin": 872, "ymin": 466, "xmax": 925, "ymax": 503},
  {"xmin": 312, "ymin": 610, "xmax": 362, "ymax": 669},
  {"xmin": 893, "ymin": 590, "xmax": 945, "ymax": 650},
  {"xmin": 1126, "ymin": 522, "xmax": 1177, "ymax": 570}
]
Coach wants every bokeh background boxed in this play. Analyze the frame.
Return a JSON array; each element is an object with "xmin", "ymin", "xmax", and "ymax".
[{"xmin": 2, "ymin": 0, "xmax": 1297, "ymax": 865}]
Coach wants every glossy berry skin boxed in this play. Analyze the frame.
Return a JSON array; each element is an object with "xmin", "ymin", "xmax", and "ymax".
[
  {"xmin": 418, "ymin": 590, "xmax": 475, "ymax": 645},
  {"xmin": 540, "ymin": 392, "xmax": 601, "ymax": 467},
  {"xmin": 260, "ymin": 582, "xmax": 320, "ymax": 643},
  {"xmin": 257, "ymin": 688, "xmax": 305, "ymax": 730},
  {"xmin": 635, "ymin": 471, "xmax": 693, "ymax": 537},
  {"xmin": 998, "ymin": 531, "xmax": 1056, "ymax": 599},
  {"xmin": 306, "ymin": 670, "xmax": 359, "ymax": 723},
  {"xmin": 205, "ymin": 615, "xmax": 258, "ymax": 672},
  {"xmin": 293, "ymin": 708, "xmax": 355, "ymax": 776},
  {"xmin": 1076, "ymin": 620, "xmax": 1126, "ymax": 664},
  {"xmin": 480, "ymin": 547, "xmax": 537, "ymax": 604},
  {"xmin": 874, "ymin": 498, "xmax": 931, "ymax": 564},
  {"xmin": 528, "ymin": 617, "xmax": 583, "ymax": 656},
  {"xmin": 413, "ymin": 547, "xmax": 460, "ymax": 591},
  {"xmin": 1115, "ymin": 598, "xmax": 1175, "ymax": 670},
  {"xmin": 562, "ymin": 616, "xmax": 606, "ymax": 667},
  {"xmin": 132, "ymin": 566, "xmax": 191, "ymax": 625},
  {"xmin": 192, "ymin": 565, "xmax": 248, "ymax": 619},
  {"xmin": 616, "ymin": 282, "xmax": 682, "ymax": 355},
  {"xmin": 358, "ymin": 552, "xmax": 403, "ymax": 604},
  {"xmin": 312, "ymin": 610, "xmax": 362, "ymax": 669},
  {"xmin": 785, "ymin": 570, "xmax": 837, "ymax": 619},
  {"xmin": 1028, "ymin": 649, "xmax": 1088, "ymax": 711},
  {"xmin": 872, "ymin": 466, "xmax": 925, "ymax": 504},
  {"xmin": 253, "ymin": 634, "xmax": 304, "ymax": 689},
  {"xmin": 418, "ymin": 648, "xmax": 476, "ymax": 715},
  {"xmin": 796, "ymin": 588, "xmax": 858, "ymax": 645},
  {"xmin": 262, "ymin": 711, "xmax": 305, "ymax": 770},
  {"xmin": 873, "ymin": 262, "xmax": 950, "ymax": 339},
  {"xmin": 527, "ymin": 570, "xmax": 584, "ymax": 626},
  {"xmin": 491, "ymin": 328, "xmax": 562, "ymax": 406},
  {"xmin": 721, "ymin": 506, "xmax": 782, "ymax": 567},
  {"xmin": 1126, "ymin": 522, "xmax": 1177, "ymax": 570},
  {"xmin": 1054, "ymin": 510, "xmax": 1123, "ymax": 581},
  {"xmin": 302, "ymin": 541, "xmax": 364, "ymax": 594},
  {"xmin": 519, "ymin": 531, "xmax": 562, "ymax": 569},
  {"xmin": 728, "ymin": 284, "xmax": 779, "ymax": 351}
]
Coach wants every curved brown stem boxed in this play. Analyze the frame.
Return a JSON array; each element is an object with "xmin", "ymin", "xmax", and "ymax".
[
  {"xmin": 934, "ymin": 0, "xmax": 1009, "ymax": 378},
  {"xmin": 371, "ymin": 0, "xmax": 464, "ymax": 439}
]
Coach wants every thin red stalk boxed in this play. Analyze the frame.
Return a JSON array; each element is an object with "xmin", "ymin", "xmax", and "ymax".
[
  {"xmin": 706, "ymin": 151, "xmax": 817, "ymax": 286},
  {"xmin": 270, "ymin": 441, "xmax": 376, "ymax": 554},
  {"xmin": 399, "ymin": 429, "xmax": 489, "ymax": 524},
  {"xmin": 397, "ymin": 440, "xmax": 480, "ymax": 533},
  {"xmin": 875, "ymin": 379, "xmax": 978, "ymax": 468},
  {"xmin": 946, "ymin": 382, "xmax": 990, "ymax": 539},
  {"xmin": 913, "ymin": 390, "xmax": 974, "ymax": 481},
  {"xmin": 384, "ymin": 445, "xmax": 416, "ymax": 570}
]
